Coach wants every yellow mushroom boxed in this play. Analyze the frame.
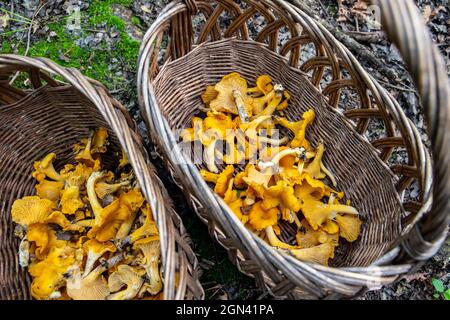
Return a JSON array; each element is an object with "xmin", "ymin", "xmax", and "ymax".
[
  {"xmin": 263, "ymin": 180, "xmax": 301, "ymax": 212},
  {"xmin": 213, "ymin": 165, "xmax": 234, "ymax": 197},
  {"xmin": 335, "ymin": 214, "xmax": 362, "ymax": 242},
  {"xmin": 91, "ymin": 128, "xmax": 109, "ymax": 154},
  {"xmin": 203, "ymin": 111, "xmax": 233, "ymax": 139},
  {"xmin": 44, "ymin": 211, "xmax": 84, "ymax": 232},
  {"xmin": 60, "ymin": 186, "xmax": 84, "ymax": 215},
  {"xmin": 133, "ymin": 236, "xmax": 162, "ymax": 295},
  {"xmin": 247, "ymin": 74, "xmax": 273, "ymax": 96},
  {"xmin": 254, "ymin": 84, "xmax": 285, "ymax": 117},
  {"xmin": 32, "ymin": 153, "xmax": 62, "ymax": 182},
  {"xmin": 303, "ymin": 142, "xmax": 337, "ymax": 187},
  {"xmin": 210, "ymin": 72, "xmax": 251, "ymax": 116},
  {"xmin": 35, "ymin": 179, "xmax": 64, "ymax": 204},
  {"xmin": 249, "ymin": 87, "xmax": 279, "ymax": 115},
  {"xmin": 296, "ymin": 219, "xmax": 339, "ymax": 248},
  {"xmin": 300, "ymin": 194, "xmax": 358, "ymax": 230},
  {"xmin": 180, "ymin": 117, "xmax": 204, "ymax": 142},
  {"xmin": 74, "ymin": 133, "xmax": 96, "ymax": 167},
  {"xmin": 29, "ymin": 246, "xmax": 76, "ymax": 299},
  {"xmin": 264, "ymin": 224, "xmax": 297, "ymax": 249},
  {"xmin": 275, "ymin": 109, "xmax": 315, "ymax": 149},
  {"xmin": 126, "ymin": 204, "xmax": 159, "ymax": 245},
  {"xmin": 200, "ymin": 169, "xmax": 220, "ymax": 184},
  {"xmin": 118, "ymin": 149, "xmax": 129, "ymax": 168},
  {"xmin": 289, "ymin": 242, "xmax": 335, "ymax": 266},
  {"xmin": 11, "ymin": 196, "xmax": 54, "ymax": 226},
  {"xmin": 257, "ymin": 147, "xmax": 306, "ymax": 175},
  {"xmin": 27, "ymin": 223, "xmax": 61, "ymax": 259},
  {"xmin": 66, "ymin": 264, "xmax": 110, "ymax": 300},
  {"xmin": 82, "ymin": 239, "xmax": 116, "ymax": 277},
  {"xmin": 201, "ymin": 85, "xmax": 219, "ymax": 104},
  {"xmin": 107, "ymin": 264, "xmax": 145, "ymax": 300},
  {"xmin": 95, "ymin": 179, "xmax": 131, "ymax": 200},
  {"xmin": 228, "ymin": 198, "xmax": 249, "ymax": 225},
  {"xmin": 248, "ymin": 201, "xmax": 279, "ymax": 231},
  {"xmin": 60, "ymin": 163, "xmax": 93, "ymax": 189}
]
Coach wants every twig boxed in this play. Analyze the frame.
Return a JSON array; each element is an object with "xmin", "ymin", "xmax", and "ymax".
[
  {"xmin": 346, "ymin": 30, "xmax": 386, "ymax": 44},
  {"xmin": 378, "ymin": 79, "xmax": 418, "ymax": 94}
]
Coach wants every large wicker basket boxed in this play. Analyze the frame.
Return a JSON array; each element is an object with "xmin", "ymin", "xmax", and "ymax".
[
  {"xmin": 137, "ymin": 0, "xmax": 449, "ymax": 299},
  {"xmin": 0, "ymin": 55, "xmax": 204, "ymax": 300}
]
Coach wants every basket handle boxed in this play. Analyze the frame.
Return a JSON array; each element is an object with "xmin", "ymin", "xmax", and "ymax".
[{"xmin": 370, "ymin": 0, "xmax": 450, "ymax": 259}]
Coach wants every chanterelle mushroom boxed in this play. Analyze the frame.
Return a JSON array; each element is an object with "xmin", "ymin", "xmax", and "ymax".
[
  {"xmin": 107, "ymin": 265, "xmax": 145, "ymax": 300},
  {"xmin": 133, "ymin": 236, "xmax": 162, "ymax": 296},
  {"xmin": 29, "ymin": 246, "xmax": 76, "ymax": 299},
  {"xmin": 11, "ymin": 196, "xmax": 54, "ymax": 226},
  {"xmin": 210, "ymin": 72, "xmax": 251, "ymax": 116},
  {"xmin": 66, "ymin": 264, "xmax": 110, "ymax": 300},
  {"xmin": 91, "ymin": 127, "xmax": 109, "ymax": 154},
  {"xmin": 32, "ymin": 153, "xmax": 62, "ymax": 182},
  {"xmin": 82, "ymin": 239, "xmax": 116, "ymax": 277},
  {"xmin": 35, "ymin": 179, "xmax": 64, "ymax": 204}
]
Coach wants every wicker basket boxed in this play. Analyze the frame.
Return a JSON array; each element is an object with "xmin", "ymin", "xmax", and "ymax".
[
  {"xmin": 137, "ymin": 0, "xmax": 449, "ymax": 299},
  {"xmin": 0, "ymin": 55, "xmax": 204, "ymax": 300}
]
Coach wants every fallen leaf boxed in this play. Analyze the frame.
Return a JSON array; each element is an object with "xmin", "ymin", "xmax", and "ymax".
[
  {"xmin": 423, "ymin": 5, "xmax": 432, "ymax": 23},
  {"xmin": 0, "ymin": 13, "xmax": 10, "ymax": 28},
  {"xmin": 141, "ymin": 5, "xmax": 152, "ymax": 14},
  {"xmin": 353, "ymin": 0, "xmax": 368, "ymax": 11}
]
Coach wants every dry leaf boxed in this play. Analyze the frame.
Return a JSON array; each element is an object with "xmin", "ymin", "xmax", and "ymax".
[
  {"xmin": 141, "ymin": 5, "xmax": 152, "ymax": 14},
  {"xmin": 423, "ymin": 5, "xmax": 432, "ymax": 23},
  {"xmin": 0, "ymin": 13, "xmax": 10, "ymax": 28},
  {"xmin": 353, "ymin": 0, "xmax": 368, "ymax": 11}
]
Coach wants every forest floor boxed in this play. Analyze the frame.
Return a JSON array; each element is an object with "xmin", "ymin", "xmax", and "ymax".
[{"xmin": 0, "ymin": 0, "xmax": 448, "ymax": 300}]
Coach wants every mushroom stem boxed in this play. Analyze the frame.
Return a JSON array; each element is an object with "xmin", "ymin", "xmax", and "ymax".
[
  {"xmin": 86, "ymin": 171, "xmax": 106, "ymax": 217},
  {"xmin": 233, "ymin": 90, "xmax": 249, "ymax": 123},
  {"xmin": 265, "ymin": 226, "xmax": 297, "ymax": 249},
  {"xmin": 204, "ymin": 138, "xmax": 219, "ymax": 173},
  {"xmin": 258, "ymin": 147, "xmax": 305, "ymax": 173},
  {"xmin": 320, "ymin": 162, "xmax": 337, "ymax": 187}
]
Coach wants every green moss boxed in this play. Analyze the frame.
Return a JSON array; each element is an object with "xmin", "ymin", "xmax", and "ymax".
[
  {"xmin": 131, "ymin": 16, "xmax": 141, "ymax": 27},
  {"xmin": 0, "ymin": 0, "xmax": 139, "ymax": 90}
]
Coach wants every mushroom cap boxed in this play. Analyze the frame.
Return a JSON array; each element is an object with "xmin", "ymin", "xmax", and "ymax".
[
  {"xmin": 45, "ymin": 211, "xmax": 84, "ymax": 232},
  {"xmin": 91, "ymin": 128, "xmax": 109, "ymax": 154},
  {"xmin": 60, "ymin": 186, "xmax": 84, "ymax": 214},
  {"xmin": 29, "ymin": 246, "xmax": 76, "ymax": 299},
  {"xmin": 11, "ymin": 196, "xmax": 54, "ymax": 226},
  {"xmin": 335, "ymin": 214, "xmax": 362, "ymax": 242},
  {"xmin": 120, "ymin": 189, "xmax": 145, "ymax": 212},
  {"xmin": 296, "ymin": 219, "xmax": 339, "ymax": 249},
  {"xmin": 27, "ymin": 223, "xmax": 59, "ymax": 258},
  {"xmin": 255, "ymin": 75, "xmax": 273, "ymax": 95},
  {"xmin": 66, "ymin": 265, "xmax": 110, "ymax": 300},
  {"xmin": 107, "ymin": 265, "xmax": 145, "ymax": 300},
  {"xmin": 214, "ymin": 165, "xmax": 235, "ymax": 197},
  {"xmin": 290, "ymin": 242, "xmax": 335, "ymax": 266},
  {"xmin": 61, "ymin": 163, "xmax": 93, "ymax": 188},
  {"xmin": 35, "ymin": 180, "xmax": 64, "ymax": 203},
  {"xmin": 248, "ymin": 201, "xmax": 279, "ymax": 231},
  {"xmin": 201, "ymin": 85, "xmax": 219, "ymax": 104},
  {"xmin": 210, "ymin": 72, "xmax": 249, "ymax": 115}
]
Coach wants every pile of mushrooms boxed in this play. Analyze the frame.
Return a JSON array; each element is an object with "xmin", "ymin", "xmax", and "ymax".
[
  {"xmin": 11, "ymin": 128, "xmax": 163, "ymax": 300},
  {"xmin": 181, "ymin": 73, "xmax": 362, "ymax": 266}
]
